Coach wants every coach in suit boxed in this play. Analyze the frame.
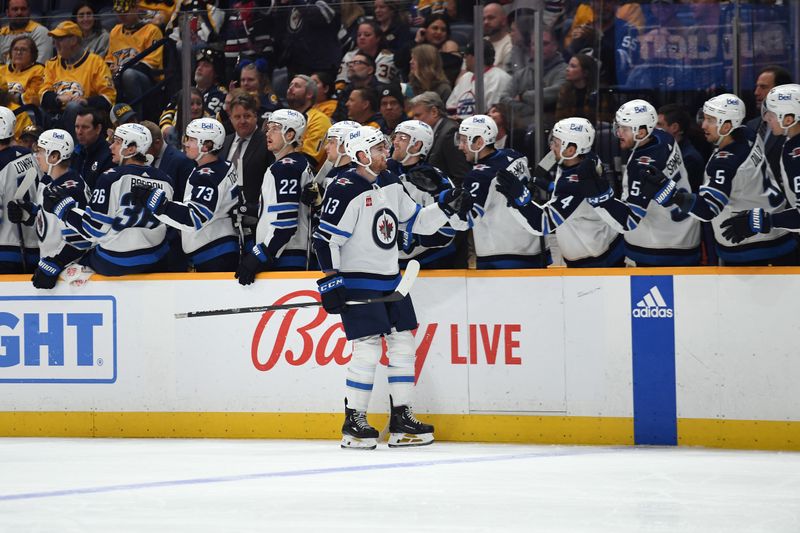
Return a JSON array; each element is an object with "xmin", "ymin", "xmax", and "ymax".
[
  {"xmin": 408, "ymin": 91, "xmax": 470, "ymax": 186},
  {"xmin": 143, "ymin": 122, "xmax": 196, "ymax": 201},
  {"xmin": 221, "ymin": 90, "xmax": 271, "ymax": 205},
  {"xmin": 747, "ymin": 66, "xmax": 792, "ymax": 183}
]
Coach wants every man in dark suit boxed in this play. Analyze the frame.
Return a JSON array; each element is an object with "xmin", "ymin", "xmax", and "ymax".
[
  {"xmin": 72, "ymin": 107, "xmax": 113, "ymax": 190},
  {"xmin": 747, "ymin": 66, "xmax": 792, "ymax": 182},
  {"xmin": 409, "ymin": 91, "xmax": 470, "ymax": 187},
  {"xmin": 221, "ymin": 90, "xmax": 270, "ymax": 206}
]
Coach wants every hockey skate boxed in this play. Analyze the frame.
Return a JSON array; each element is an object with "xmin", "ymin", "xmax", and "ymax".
[
  {"xmin": 341, "ymin": 400, "xmax": 378, "ymax": 450},
  {"xmin": 388, "ymin": 396, "xmax": 434, "ymax": 448}
]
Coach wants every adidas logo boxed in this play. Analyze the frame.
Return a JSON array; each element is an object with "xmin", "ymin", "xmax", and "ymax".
[{"xmin": 632, "ymin": 286, "xmax": 673, "ymax": 318}]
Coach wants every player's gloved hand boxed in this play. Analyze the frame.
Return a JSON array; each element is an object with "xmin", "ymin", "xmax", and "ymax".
[
  {"xmin": 398, "ymin": 229, "xmax": 418, "ymax": 253},
  {"xmin": 6, "ymin": 200, "xmax": 36, "ymax": 225},
  {"xmin": 42, "ymin": 185, "xmax": 75, "ymax": 219},
  {"xmin": 405, "ymin": 167, "xmax": 442, "ymax": 193},
  {"xmin": 31, "ymin": 257, "xmax": 65, "ymax": 290},
  {"xmin": 130, "ymin": 184, "xmax": 167, "ymax": 215},
  {"xmin": 640, "ymin": 164, "xmax": 678, "ymax": 205},
  {"xmin": 495, "ymin": 169, "xmax": 531, "ymax": 207},
  {"xmin": 316, "ymin": 273, "xmax": 347, "ymax": 314},
  {"xmin": 301, "ymin": 182, "xmax": 324, "ymax": 208},
  {"xmin": 530, "ymin": 164, "xmax": 555, "ymax": 194},
  {"xmin": 720, "ymin": 208, "xmax": 772, "ymax": 244},
  {"xmin": 235, "ymin": 243, "xmax": 270, "ymax": 286},
  {"xmin": 437, "ymin": 187, "xmax": 470, "ymax": 216},
  {"xmin": 575, "ymin": 160, "xmax": 613, "ymax": 205},
  {"xmin": 762, "ymin": 175, "xmax": 785, "ymax": 208},
  {"xmin": 229, "ymin": 202, "xmax": 259, "ymax": 228}
]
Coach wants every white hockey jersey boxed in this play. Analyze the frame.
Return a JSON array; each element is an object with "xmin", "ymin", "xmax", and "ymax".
[{"xmin": 0, "ymin": 149, "xmax": 38, "ymax": 267}]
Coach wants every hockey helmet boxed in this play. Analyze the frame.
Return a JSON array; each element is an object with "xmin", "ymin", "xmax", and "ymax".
[
  {"xmin": 185, "ymin": 117, "xmax": 226, "ymax": 152},
  {"xmin": 267, "ymin": 108, "xmax": 307, "ymax": 145},
  {"xmin": 550, "ymin": 118, "xmax": 595, "ymax": 162},
  {"xmin": 458, "ymin": 114, "xmax": 498, "ymax": 146},
  {"xmin": 703, "ymin": 93, "xmax": 745, "ymax": 143},
  {"xmin": 37, "ymin": 129, "xmax": 74, "ymax": 165},
  {"xmin": 614, "ymin": 99, "xmax": 657, "ymax": 140},
  {"xmin": 344, "ymin": 126, "xmax": 387, "ymax": 167},
  {"xmin": 114, "ymin": 122, "xmax": 152, "ymax": 156},
  {"xmin": 393, "ymin": 119, "xmax": 434, "ymax": 160},
  {"xmin": 765, "ymin": 84, "xmax": 800, "ymax": 133},
  {"xmin": 326, "ymin": 120, "xmax": 361, "ymax": 146},
  {"xmin": 0, "ymin": 106, "xmax": 16, "ymax": 141}
]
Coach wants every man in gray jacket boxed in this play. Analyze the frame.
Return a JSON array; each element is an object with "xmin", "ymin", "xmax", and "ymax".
[{"xmin": 502, "ymin": 27, "xmax": 566, "ymax": 130}]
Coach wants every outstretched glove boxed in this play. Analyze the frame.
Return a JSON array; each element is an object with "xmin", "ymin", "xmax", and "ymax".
[
  {"xmin": 42, "ymin": 185, "xmax": 75, "ymax": 219},
  {"xmin": 316, "ymin": 273, "xmax": 347, "ymax": 314},
  {"xmin": 130, "ymin": 184, "xmax": 167, "ymax": 215},
  {"xmin": 406, "ymin": 167, "xmax": 442, "ymax": 193},
  {"xmin": 301, "ymin": 182, "xmax": 325, "ymax": 208},
  {"xmin": 32, "ymin": 257, "xmax": 65, "ymax": 290},
  {"xmin": 720, "ymin": 208, "xmax": 772, "ymax": 244},
  {"xmin": 640, "ymin": 164, "xmax": 678, "ymax": 205},
  {"xmin": 495, "ymin": 169, "xmax": 531, "ymax": 207},
  {"xmin": 437, "ymin": 187, "xmax": 471, "ymax": 216},
  {"xmin": 235, "ymin": 243, "xmax": 271, "ymax": 286},
  {"xmin": 575, "ymin": 160, "xmax": 613, "ymax": 204},
  {"xmin": 7, "ymin": 200, "xmax": 36, "ymax": 225}
]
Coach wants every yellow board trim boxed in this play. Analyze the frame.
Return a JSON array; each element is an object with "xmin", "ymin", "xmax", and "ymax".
[{"xmin": 1, "ymin": 412, "xmax": 798, "ymax": 450}]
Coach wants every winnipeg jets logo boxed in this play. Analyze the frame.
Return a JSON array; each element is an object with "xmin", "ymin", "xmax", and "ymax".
[
  {"xmin": 197, "ymin": 167, "xmax": 214, "ymax": 175},
  {"xmin": 791, "ymin": 147, "xmax": 800, "ymax": 159},
  {"xmin": 716, "ymin": 151, "xmax": 733, "ymax": 159},
  {"xmin": 278, "ymin": 158, "xmax": 295, "ymax": 165},
  {"xmin": 636, "ymin": 156, "xmax": 655, "ymax": 165},
  {"xmin": 565, "ymin": 173, "xmax": 579, "ymax": 182},
  {"xmin": 473, "ymin": 164, "xmax": 490, "ymax": 171},
  {"xmin": 372, "ymin": 208, "xmax": 398, "ymax": 249},
  {"xmin": 336, "ymin": 177, "xmax": 352, "ymax": 186}
]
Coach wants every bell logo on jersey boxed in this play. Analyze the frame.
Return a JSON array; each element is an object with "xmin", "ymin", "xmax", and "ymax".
[
  {"xmin": 372, "ymin": 208, "xmax": 398, "ymax": 249},
  {"xmin": 0, "ymin": 296, "xmax": 117, "ymax": 383},
  {"xmin": 632, "ymin": 285, "xmax": 673, "ymax": 318}
]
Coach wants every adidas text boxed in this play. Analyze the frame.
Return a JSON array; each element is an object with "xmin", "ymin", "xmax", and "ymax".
[{"xmin": 632, "ymin": 307, "xmax": 673, "ymax": 318}]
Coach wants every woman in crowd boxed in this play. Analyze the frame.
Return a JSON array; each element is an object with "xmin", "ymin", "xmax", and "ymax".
[
  {"xmin": 337, "ymin": 20, "xmax": 397, "ymax": 86},
  {"xmin": 408, "ymin": 44, "xmax": 451, "ymax": 103},
  {"xmin": 72, "ymin": 2, "xmax": 110, "ymax": 57},
  {"xmin": 0, "ymin": 36, "xmax": 44, "ymax": 107},
  {"xmin": 413, "ymin": 14, "xmax": 459, "ymax": 54},
  {"xmin": 338, "ymin": 0, "xmax": 366, "ymax": 56},
  {"xmin": 236, "ymin": 59, "xmax": 280, "ymax": 118},
  {"xmin": 555, "ymin": 52, "xmax": 612, "ymax": 124},
  {"xmin": 162, "ymin": 88, "xmax": 207, "ymax": 148}
]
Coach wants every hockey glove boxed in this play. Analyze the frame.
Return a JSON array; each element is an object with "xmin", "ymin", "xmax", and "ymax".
[
  {"xmin": 720, "ymin": 209, "xmax": 772, "ymax": 244},
  {"xmin": 316, "ymin": 274, "xmax": 347, "ymax": 314},
  {"xmin": 494, "ymin": 169, "xmax": 531, "ymax": 208},
  {"xmin": 32, "ymin": 257, "xmax": 65, "ymax": 290},
  {"xmin": 405, "ymin": 167, "xmax": 442, "ymax": 193},
  {"xmin": 229, "ymin": 202, "xmax": 260, "ymax": 229},
  {"xmin": 42, "ymin": 185, "xmax": 75, "ymax": 219},
  {"xmin": 6, "ymin": 200, "xmax": 36, "ymax": 225},
  {"xmin": 640, "ymin": 165, "xmax": 678, "ymax": 206},
  {"xmin": 437, "ymin": 187, "xmax": 470, "ymax": 216},
  {"xmin": 575, "ymin": 161, "xmax": 613, "ymax": 205},
  {"xmin": 235, "ymin": 243, "xmax": 270, "ymax": 286},
  {"xmin": 130, "ymin": 185, "xmax": 167, "ymax": 215},
  {"xmin": 398, "ymin": 229, "xmax": 418, "ymax": 253},
  {"xmin": 300, "ymin": 182, "xmax": 325, "ymax": 208}
]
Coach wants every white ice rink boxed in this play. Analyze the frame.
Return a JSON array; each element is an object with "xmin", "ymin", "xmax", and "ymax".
[{"xmin": 1, "ymin": 438, "xmax": 798, "ymax": 532}]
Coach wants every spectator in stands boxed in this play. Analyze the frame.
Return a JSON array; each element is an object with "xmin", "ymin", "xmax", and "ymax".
[
  {"xmin": 278, "ymin": 0, "xmax": 341, "ymax": 77},
  {"xmin": 412, "ymin": 0, "xmax": 456, "ymax": 24},
  {"xmin": 346, "ymin": 87, "xmax": 384, "ymax": 130},
  {"xmin": 338, "ymin": 21, "xmax": 397, "ymax": 88},
  {"xmin": 106, "ymin": 0, "xmax": 164, "ymax": 120},
  {"xmin": 501, "ymin": 26, "xmax": 565, "ymax": 131},
  {"xmin": 160, "ymin": 88, "xmax": 208, "ymax": 148},
  {"xmin": 0, "ymin": 0, "xmax": 52, "ymax": 64},
  {"xmin": 221, "ymin": 89, "xmax": 269, "ymax": 206},
  {"xmin": 378, "ymin": 83, "xmax": 407, "ymax": 134},
  {"xmin": 446, "ymin": 40, "xmax": 512, "ymax": 121},
  {"xmin": 658, "ymin": 103, "xmax": 707, "ymax": 193},
  {"xmin": 111, "ymin": 102, "xmax": 138, "ymax": 126},
  {"xmin": 73, "ymin": 1, "xmax": 110, "ymax": 58},
  {"xmin": 508, "ymin": 13, "xmax": 533, "ymax": 73},
  {"xmin": 285, "ymin": 74, "xmax": 332, "ymax": 171},
  {"xmin": 138, "ymin": 0, "xmax": 177, "ymax": 27},
  {"xmin": 17, "ymin": 123, "xmax": 41, "ymax": 149},
  {"xmin": 0, "ymin": 89, "xmax": 33, "ymax": 141},
  {"xmin": 410, "ymin": 91, "xmax": 469, "ymax": 185},
  {"xmin": 72, "ymin": 106, "xmax": 113, "ymax": 190},
  {"xmin": 554, "ymin": 53, "xmax": 611, "ymax": 124},
  {"xmin": 413, "ymin": 14, "xmax": 460, "ymax": 54},
  {"xmin": 40, "ymin": 21, "xmax": 116, "ymax": 137},
  {"xmin": 338, "ymin": 0, "xmax": 366, "ymax": 57},
  {"xmin": 487, "ymin": 102, "xmax": 510, "ymax": 149},
  {"xmin": 482, "ymin": 3, "xmax": 512, "ymax": 70},
  {"xmin": 408, "ymin": 44, "xmax": 452, "ymax": 103},
  {"xmin": 333, "ymin": 51, "xmax": 380, "ymax": 122},
  {"xmin": 311, "ymin": 71, "xmax": 337, "ymax": 119},
  {"xmin": 193, "ymin": 47, "xmax": 227, "ymax": 117},
  {"xmin": 235, "ymin": 59, "xmax": 281, "ymax": 118},
  {"xmin": 1, "ymin": 36, "xmax": 45, "ymax": 107},
  {"xmin": 373, "ymin": 0, "xmax": 411, "ymax": 76},
  {"xmin": 747, "ymin": 65, "xmax": 792, "ymax": 184}
]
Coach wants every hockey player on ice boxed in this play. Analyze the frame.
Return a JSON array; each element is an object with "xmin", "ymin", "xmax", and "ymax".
[{"xmin": 312, "ymin": 125, "xmax": 467, "ymax": 449}]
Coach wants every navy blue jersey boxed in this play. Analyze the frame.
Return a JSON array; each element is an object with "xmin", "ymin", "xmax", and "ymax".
[
  {"xmin": 765, "ymin": 134, "xmax": 800, "ymax": 231},
  {"xmin": 0, "ymin": 148, "xmax": 38, "ymax": 267}
]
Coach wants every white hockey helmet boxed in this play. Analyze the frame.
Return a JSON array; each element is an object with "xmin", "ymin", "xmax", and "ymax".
[
  {"xmin": 326, "ymin": 120, "xmax": 361, "ymax": 146},
  {"xmin": 37, "ymin": 128, "xmax": 75, "ymax": 163},
  {"xmin": 114, "ymin": 122, "xmax": 152, "ymax": 156},
  {"xmin": 614, "ymin": 99, "xmax": 657, "ymax": 141},
  {"xmin": 344, "ymin": 125, "xmax": 387, "ymax": 168},
  {"xmin": 457, "ymin": 114, "xmax": 498, "ymax": 163},
  {"xmin": 0, "ymin": 106, "xmax": 16, "ymax": 140},
  {"xmin": 394, "ymin": 119, "xmax": 434, "ymax": 161},
  {"xmin": 185, "ymin": 117, "xmax": 226, "ymax": 152},
  {"xmin": 703, "ymin": 93, "xmax": 745, "ymax": 143},
  {"xmin": 550, "ymin": 117, "xmax": 595, "ymax": 162},
  {"xmin": 267, "ymin": 108, "xmax": 307, "ymax": 146},
  {"xmin": 765, "ymin": 84, "xmax": 800, "ymax": 134}
]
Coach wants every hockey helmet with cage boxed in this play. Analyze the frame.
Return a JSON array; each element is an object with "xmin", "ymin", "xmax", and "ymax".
[
  {"xmin": 703, "ymin": 93, "xmax": 746, "ymax": 144},
  {"xmin": 185, "ymin": 117, "xmax": 226, "ymax": 152},
  {"xmin": 0, "ymin": 106, "xmax": 16, "ymax": 141},
  {"xmin": 267, "ymin": 108, "xmax": 307, "ymax": 146},
  {"xmin": 393, "ymin": 119, "xmax": 434, "ymax": 161},
  {"xmin": 550, "ymin": 118, "xmax": 595, "ymax": 162},
  {"xmin": 765, "ymin": 84, "xmax": 800, "ymax": 134},
  {"xmin": 614, "ymin": 99, "xmax": 657, "ymax": 141},
  {"xmin": 114, "ymin": 122, "xmax": 152, "ymax": 157},
  {"xmin": 344, "ymin": 126, "xmax": 387, "ymax": 167}
]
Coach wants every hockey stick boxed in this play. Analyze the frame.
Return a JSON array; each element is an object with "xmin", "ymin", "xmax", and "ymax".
[
  {"xmin": 13, "ymin": 165, "xmax": 38, "ymax": 273},
  {"xmin": 533, "ymin": 151, "xmax": 556, "ymax": 268},
  {"xmin": 175, "ymin": 260, "xmax": 420, "ymax": 319},
  {"xmin": 305, "ymin": 159, "xmax": 334, "ymax": 269}
]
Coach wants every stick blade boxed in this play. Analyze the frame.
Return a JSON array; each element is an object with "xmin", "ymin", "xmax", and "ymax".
[{"xmin": 395, "ymin": 260, "xmax": 420, "ymax": 297}]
